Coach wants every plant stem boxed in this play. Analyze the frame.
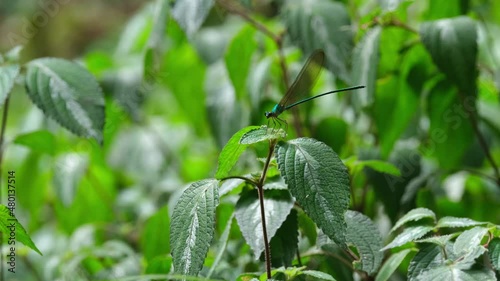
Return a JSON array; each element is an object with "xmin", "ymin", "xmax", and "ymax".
[
  {"xmin": 0, "ymin": 96, "xmax": 10, "ymax": 280},
  {"xmin": 458, "ymin": 93, "xmax": 500, "ymax": 186},
  {"xmin": 220, "ymin": 175, "xmax": 259, "ymax": 187},
  {"xmin": 216, "ymin": 0, "xmax": 280, "ymax": 42},
  {"xmin": 257, "ymin": 139, "xmax": 277, "ymax": 278}
]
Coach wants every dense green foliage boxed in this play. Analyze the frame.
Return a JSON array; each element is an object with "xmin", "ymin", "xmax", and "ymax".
[{"xmin": 1, "ymin": 0, "xmax": 500, "ymax": 280}]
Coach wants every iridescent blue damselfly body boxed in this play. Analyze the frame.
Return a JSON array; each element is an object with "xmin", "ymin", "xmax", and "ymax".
[{"xmin": 265, "ymin": 50, "xmax": 365, "ymax": 131}]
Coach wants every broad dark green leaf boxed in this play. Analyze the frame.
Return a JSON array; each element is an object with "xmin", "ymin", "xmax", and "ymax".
[
  {"xmin": 436, "ymin": 216, "xmax": 487, "ymax": 228},
  {"xmin": 488, "ymin": 238, "xmax": 500, "ymax": 271},
  {"xmin": 375, "ymin": 249, "xmax": 412, "ymax": 281},
  {"xmin": 0, "ymin": 205, "xmax": 42, "ymax": 255},
  {"xmin": 170, "ymin": 179, "xmax": 219, "ymax": 276},
  {"xmin": 420, "ymin": 16, "xmax": 478, "ymax": 95},
  {"xmin": 391, "ymin": 208, "xmax": 436, "ymax": 233},
  {"xmin": 225, "ymin": 26, "xmax": 257, "ymax": 99},
  {"xmin": 345, "ymin": 210, "xmax": 384, "ymax": 275},
  {"xmin": 215, "ymin": 126, "xmax": 259, "ymax": 179},
  {"xmin": 141, "ymin": 205, "xmax": 170, "ymax": 261},
  {"xmin": 427, "ymin": 79, "xmax": 474, "ymax": 169},
  {"xmin": 13, "ymin": 130, "xmax": 56, "ymax": 155},
  {"xmin": 172, "ymin": 0, "xmax": 214, "ymax": 37},
  {"xmin": 352, "ymin": 26, "xmax": 381, "ymax": 108},
  {"xmin": 275, "ymin": 138, "xmax": 350, "ymax": 247},
  {"xmin": 382, "ymin": 226, "xmax": 434, "ymax": 251},
  {"xmin": 53, "ymin": 153, "xmax": 89, "ymax": 207},
  {"xmin": 283, "ymin": 0, "xmax": 353, "ymax": 82},
  {"xmin": 25, "ymin": 58, "xmax": 105, "ymax": 143},
  {"xmin": 270, "ymin": 209, "xmax": 298, "ymax": 267},
  {"xmin": 407, "ymin": 243, "xmax": 442, "ymax": 280},
  {"xmin": 235, "ymin": 189, "xmax": 294, "ymax": 259},
  {"xmin": 0, "ymin": 64, "xmax": 19, "ymax": 106}
]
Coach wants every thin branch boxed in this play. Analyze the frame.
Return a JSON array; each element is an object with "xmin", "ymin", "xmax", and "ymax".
[
  {"xmin": 458, "ymin": 93, "xmax": 500, "ymax": 185},
  {"xmin": 216, "ymin": 0, "xmax": 281, "ymax": 42}
]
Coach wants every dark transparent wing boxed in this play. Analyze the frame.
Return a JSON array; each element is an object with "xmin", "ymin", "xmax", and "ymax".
[{"xmin": 279, "ymin": 50, "xmax": 325, "ymax": 108}]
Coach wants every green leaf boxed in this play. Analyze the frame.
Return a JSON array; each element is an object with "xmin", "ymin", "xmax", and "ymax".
[
  {"xmin": 141, "ymin": 205, "xmax": 170, "ymax": 261},
  {"xmin": 416, "ymin": 234, "xmax": 457, "ymax": 247},
  {"xmin": 148, "ymin": 0, "xmax": 169, "ymax": 52},
  {"xmin": 301, "ymin": 270, "xmax": 337, "ymax": 280},
  {"xmin": 345, "ymin": 210, "xmax": 384, "ymax": 275},
  {"xmin": 374, "ymin": 45, "xmax": 428, "ymax": 158},
  {"xmin": 275, "ymin": 138, "xmax": 350, "ymax": 247},
  {"xmin": 426, "ymin": 79, "xmax": 474, "ymax": 169},
  {"xmin": 424, "ymin": 0, "xmax": 463, "ymax": 20},
  {"xmin": 283, "ymin": 0, "xmax": 353, "ymax": 82},
  {"xmin": 145, "ymin": 256, "xmax": 172, "ymax": 274},
  {"xmin": 172, "ymin": 0, "xmax": 214, "ymax": 37},
  {"xmin": 13, "ymin": 130, "xmax": 56, "ymax": 155},
  {"xmin": 298, "ymin": 209, "xmax": 317, "ymax": 246},
  {"xmin": 170, "ymin": 179, "xmax": 219, "ymax": 276},
  {"xmin": 313, "ymin": 117, "xmax": 348, "ymax": 153},
  {"xmin": 215, "ymin": 126, "xmax": 260, "ymax": 179},
  {"xmin": 115, "ymin": 4, "xmax": 153, "ymax": 55},
  {"xmin": 352, "ymin": 26, "xmax": 381, "ymax": 108},
  {"xmin": 488, "ymin": 237, "xmax": 500, "ymax": 271},
  {"xmin": 409, "ymin": 240, "xmax": 495, "ymax": 280},
  {"xmin": 379, "ymin": 0, "xmax": 405, "ymax": 11},
  {"xmin": 207, "ymin": 213, "xmax": 233, "ymax": 279},
  {"xmin": 0, "ymin": 205, "xmax": 42, "ymax": 255},
  {"xmin": 25, "ymin": 58, "xmax": 105, "ymax": 143},
  {"xmin": 240, "ymin": 126, "xmax": 285, "ymax": 144},
  {"xmin": 407, "ymin": 243, "xmax": 442, "ymax": 280},
  {"xmin": 4, "ymin": 45, "xmax": 23, "ymax": 63},
  {"xmin": 225, "ymin": 25, "xmax": 257, "ymax": 99},
  {"xmin": 360, "ymin": 160, "xmax": 401, "ymax": 177},
  {"xmin": 205, "ymin": 61, "xmax": 249, "ymax": 147},
  {"xmin": 436, "ymin": 217, "xmax": 487, "ymax": 228},
  {"xmin": 420, "ymin": 16, "xmax": 478, "ymax": 95},
  {"xmin": 416, "ymin": 267, "xmax": 496, "ymax": 281},
  {"xmin": 375, "ymin": 249, "xmax": 412, "ymax": 281},
  {"xmin": 453, "ymin": 226, "xmax": 489, "ymax": 256},
  {"xmin": 270, "ymin": 209, "xmax": 298, "ymax": 267},
  {"xmin": 0, "ymin": 64, "xmax": 19, "ymax": 106},
  {"xmin": 235, "ymin": 189, "xmax": 294, "ymax": 259},
  {"xmin": 391, "ymin": 208, "xmax": 436, "ymax": 233},
  {"xmin": 382, "ymin": 226, "xmax": 434, "ymax": 251},
  {"xmin": 53, "ymin": 153, "xmax": 89, "ymax": 207},
  {"xmin": 164, "ymin": 45, "xmax": 207, "ymax": 135}
]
